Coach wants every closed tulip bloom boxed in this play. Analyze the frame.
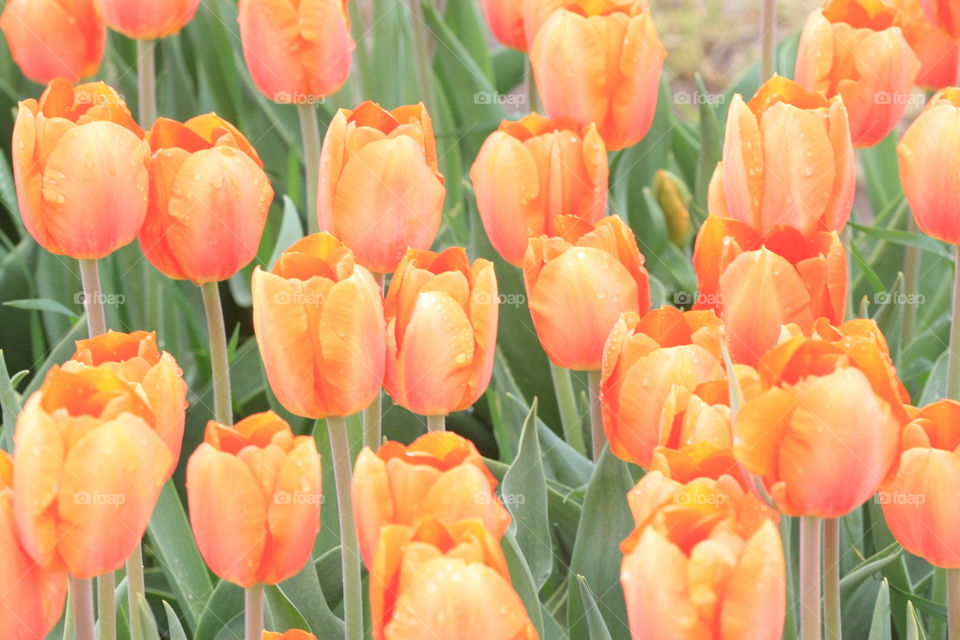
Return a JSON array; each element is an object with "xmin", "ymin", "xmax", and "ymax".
[
  {"xmin": 13, "ymin": 366, "xmax": 173, "ymax": 577},
  {"xmin": 187, "ymin": 412, "xmax": 322, "ymax": 587},
  {"xmin": 0, "ymin": 0, "xmax": 105, "ymax": 84},
  {"xmin": 470, "ymin": 113, "xmax": 608, "ymax": 266},
  {"xmin": 620, "ymin": 472, "xmax": 785, "ymax": 640},
  {"xmin": 482, "ymin": 0, "xmax": 527, "ymax": 50},
  {"xmin": 522, "ymin": 0, "xmax": 649, "ymax": 46},
  {"xmin": 252, "ymin": 233, "xmax": 386, "ymax": 419},
  {"xmin": 692, "ymin": 216, "xmax": 847, "ymax": 364},
  {"xmin": 318, "ymin": 101, "xmax": 445, "ymax": 273},
  {"xmin": 893, "ymin": 0, "xmax": 959, "ymax": 89},
  {"xmin": 352, "ymin": 431, "xmax": 511, "ymax": 568},
  {"xmin": 524, "ymin": 215, "xmax": 651, "ymax": 371},
  {"xmin": 12, "ymin": 79, "xmax": 149, "ymax": 260},
  {"xmin": 919, "ymin": 0, "xmax": 960, "ymax": 34},
  {"xmin": 384, "ymin": 248, "xmax": 498, "ymax": 415},
  {"xmin": 139, "ymin": 114, "xmax": 274, "ymax": 283},
  {"xmin": 882, "ymin": 400, "xmax": 960, "ymax": 567},
  {"xmin": 238, "ymin": 0, "xmax": 354, "ymax": 102},
  {"xmin": 710, "ymin": 76, "xmax": 855, "ymax": 236},
  {"xmin": 529, "ymin": 0, "xmax": 665, "ymax": 151},
  {"xmin": 94, "ymin": 0, "xmax": 200, "ymax": 39},
  {"xmin": 0, "ymin": 452, "xmax": 68, "ymax": 640},
  {"xmin": 370, "ymin": 518, "xmax": 537, "ymax": 640},
  {"xmin": 795, "ymin": 0, "xmax": 920, "ymax": 148},
  {"xmin": 899, "ymin": 89, "xmax": 960, "ymax": 244},
  {"xmin": 264, "ymin": 632, "xmax": 316, "ymax": 640}
]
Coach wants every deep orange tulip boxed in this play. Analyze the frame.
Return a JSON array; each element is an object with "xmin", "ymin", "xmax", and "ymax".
[
  {"xmin": 0, "ymin": 452, "xmax": 68, "ymax": 640},
  {"xmin": 894, "ymin": 0, "xmax": 959, "ymax": 89},
  {"xmin": 13, "ymin": 366, "xmax": 172, "ymax": 578},
  {"xmin": 264, "ymin": 632, "xmax": 316, "ymax": 640},
  {"xmin": 370, "ymin": 518, "xmax": 537, "ymax": 640},
  {"xmin": 0, "ymin": 0, "xmax": 105, "ymax": 84},
  {"xmin": 238, "ymin": 0, "xmax": 354, "ymax": 103},
  {"xmin": 692, "ymin": 216, "xmax": 847, "ymax": 365},
  {"xmin": 528, "ymin": 0, "xmax": 665, "ymax": 150},
  {"xmin": 186, "ymin": 412, "xmax": 322, "ymax": 587},
  {"xmin": 524, "ymin": 215, "xmax": 651, "ymax": 371},
  {"xmin": 384, "ymin": 248, "xmax": 498, "ymax": 416},
  {"xmin": 317, "ymin": 101, "xmax": 446, "ymax": 274},
  {"xmin": 70, "ymin": 330, "xmax": 187, "ymax": 469},
  {"xmin": 709, "ymin": 76, "xmax": 855, "ymax": 236},
  {"xmin": 12, "ymin": 79, "xmax": 148, "ymax": 260},
  {"xmin": 94, "ymin": 0, "xmax": 200, "ymax": 39},
  {"xmin": 139, "ymin": 114, "xmax": 274, "ymax": 284},
  {"xmin": 352, "ymin": 431, "xmax": 511, "ymax": 568},
  {"xmin": 252, "ymin": 233, "xmax": 386, "ymax": 419},
  {"xmin": 919, "ymin": 0, "xmax": 960, "ymax": 35},
  {"xmin": 899, "ymin": 88, "xmax": 960, "ymax": 244},
  {"xmin": 882, "ymin": 400, "xmax": 960, "ymax": 568},
  {"xmin": 470, "ymin": 113, "xmax": 608, "ymax": 266},
  {"xmin": 620, "ymin": 472, "xmax": 785, "ymax": 640},
  {"xmin": 482, "ymin": 0, "xmax": 527, "ymax": 50},
  {"xmin": 522, "ymin": 0, "xmax": 649, "ymax": 47},
  {"xmin": 795, "ymin": 0, "xmax": 920, "ymax": 148}
]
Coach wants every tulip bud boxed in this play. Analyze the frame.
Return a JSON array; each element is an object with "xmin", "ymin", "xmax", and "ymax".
[
  {"xmin": 522, "ymin": 0, "xmax": 650, "ymax": 58},
  {"xmin": 893, "ymin": 0, "xmax": 959, "ymax": 90},
  {"xmin": 186, "ymin": 412, "xmax": 322, "ymax": 587},
  {"xmin": 919, "ymin": 0, "xmax": 960, "ymax": 35},
  {"xmin": 13, "ymin": 366, "xmax": 173, "ymax": 578},
  {"xmin": 94, "ymin": 0, "xmax": 200, "ymax": 39},
  {"xmin": 12, "ymin": 79, "xmax": 149, "ymax": 260},
  {"xmin": 252, "ymin": 233, "xmax": 387, "ymax": 419},
  {"xmin": 470, "ymin": 113, "xmax": 608, "ymax": 266},
  {"xmin": 710, "ymin": 76, "xmax": 855, "ymax": 236},
  {"xmin": 318, "ymin": 101, "xmax": 446, "ymax": 274},
  {"xmin": 0, "ymin": 0, "xmax": 105, "ymax": 84},
  {"xmin": 529, "ymin": 0, "xmax": 665, "ymax": 151},
  {"xmin": 898, "ymin": 88, "xmax": 960, "ymax": 244},
  {"xmin": 524, "ymin": 215, "xmax": 651, "ymax": 371},
  {"xmin": 0, "ymin": 451, "xmax": 68, "ymax": 640},
  {"xmin": 481, "ymin": 0, "xmax": 527, "ymax": 50},
  {"xmin": 652, "ymin": 169, "xmax": 692, "ymax": 246},
  {"xmin": 352, "ymin": 431, "xmax": 511, "ymax": 568},
  {"xmin": 795, "ymin": 0, "xmax": 920, "ymax": 148},
  {"xmin": 383, "ymin": 248, "xmax": 498, "ymax": 415},
  {"xmin": 139, "ymin": 114, "xmax": 274, "ymax": 284},
  {"xmin": 238, "ymin": 0, "xmax": 354, "ymax": 103}
]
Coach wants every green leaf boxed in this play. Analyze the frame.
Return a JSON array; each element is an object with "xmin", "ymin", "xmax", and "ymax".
[
  {"xmin": 4, "ymin": 297, "xmax": 79, "ymax": 319},
  {"xmin": 868, "ymin": 579, "xmax": 892, "ymax": 640},
  {"xmin": 23, "ymin": 319, "xmax": 89, "ymax": 398},
  {"xmin": 268, "ymin": 196, "xmax": 306, "ymax": 269},
  {"xmin": 195, "ymin": 580, "xmax": 243, "ymax": 640},
  {"xmin": 278, "ymin": 562, "xmax": 345, "ymax": 639},
  {"xmin": 906, "ymin": 601, "xmax": 927, "ymax": 640},
  {"xmin": 849, "ymin": 221, "xmax": 952, "ymax": 260},
  {"xmin": 264, "ymin": 585, "xmax": 311, "ymax": 631},
  {"xmin": 694, "ymin": 74, "xmax": 723, "ymax": 212},
  {"xmin": 576, "ymin": 575, "xmax": 613, "ymax": 640},
  {"xmin": 502, "ymin": 530, "xmax": 546, "ymax": 638},
  {"xmin": 0, "ymin": 350, "xmax": 21, "ymax": 452},
  {"xmin": 840, "ymin": 542, "xmax": 903, "ymax": 600},
  {"xmin": 138, "ymin": 595, "xmax": 161, "ymax": 640},
  {"xmin": 164, "ymin": 602, "xmax": 189, "ymax": 640}
]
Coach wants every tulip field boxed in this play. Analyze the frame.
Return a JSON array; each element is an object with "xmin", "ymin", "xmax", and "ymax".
[{"xmin": 3, "ymin": 0, "xmax": 960, "ymax": 638}]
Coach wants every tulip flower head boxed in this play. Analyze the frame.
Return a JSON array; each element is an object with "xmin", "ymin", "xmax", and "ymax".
[
  {"xmin": 318, "ymin": 101, "xmax": 446, "ymax": 274},
  {"xmin": 352, "ymin": 431, "xmax": 511, "ymax": 568},
  {"xmin": 384, "ymin": 247, "xmax": 498, "ymax": 416},
  {"xmin": 524, "ymin": 215, "xmax": 651, "ymax": 371},
  {"xmin": 264, "ymin": 632, "xmax": 316, "ymax": 640},
  {"xmin": 94, "ymin": 0, "xmax": 200, "ymax": 39},
  {"xmin": 0, "ymin": 0, "xmax": 105, "ymax": 84},
  {"xmin": 795, "ymin": 0, "xmax": 921, "ymax": 147},
  {"xmin": 481, "ymin": 0, "xmax": 527, "ymax": 50},
  {"xmin": 187, "ymin": 412, "xmax": 322, "ymax": 587},
  {"xmin": 238, "ymin": 0, "xmax": 354, "ymax": 103},
  {"xmin": 919, "ymin": 0, "xmax": 960, "ymax": 35},
  {"xmin": 139, "ymin": 113, "xmax": 274, "ymax": 284},
  {"xmin": 252, "ymin": 233, "xmax": 387, "ymax": 419},
  {"xmin": 470, "ymin": 113, "xmax": 608, "ymax": 266},
  {"xmin": 710, "ymin": 76, "xmax": 855, "ymax": 236},
  {"xmin": 12, "ymin": 79, "xmax": 149, "ymax": 260},
  {"xmin": 521, "ymin": 0, "xmax": 650, "ymax": 46},
  {"xmin": 893, "ymin": 0, "xmax": 959, "ymax": 90}
]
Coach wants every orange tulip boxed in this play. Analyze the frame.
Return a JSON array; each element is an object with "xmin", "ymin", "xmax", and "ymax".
[
  {"xmin": 482, "ymin": 0, "xmax": 527, "ymax": 50},
  {"xmin": 70, "ymin": 330, "xmax": 187, "ymax": 468},
  {"xmin": 620, "ymin": 472, "xmax": 785, "ymax": 640},
  {"xmin": 893, "ymin": 0, "xmax": 959, "ymax": 90},
  {"xmin": 13, "ymin": 366, "xmax": 173, "ymax": 578},
  {"xmin": 709, "ymin": 76, "xmax": 855, "ymax": 236},
  {"xmin": 0, "ymin": 0, "xmax": 104, "ymax": 84},
  {"xmin": 186, "ymin": 412, "xmax": 322, "ymax": 587},
  {"xmin": 692, "ymin": 216, "xmax": 847, "ymax": 365},
  {"xmin": 521, "ymin": 0, "xmax": 649, "ymax": 46},
  {"xmin": 238, "ymin": 0, "xmax": 354, "ymax": 103},
  {"xmin": 524, "ymin": 215, "xmax": 651, "ymax": 371},
  {"xmin": 139, "ymin": 114, "xmax": 274, "ymax": 284},
  {"xmin": 12, "ymin": 79, "xmax": 149, "ymax": 260},
  {"xmin": 264, "ymin": 633, "xmax": 316, "ymax": 640},
  {"xmin": 470, "ymin": 113, "xmax": 608, "ymax": 266},
  {"xmin": 919, "ymin": 0, "xmax": 960, "ymax": 35},
  {"xmin": 383, "ymin": 248, "xmax": 498, "ymax": 416},
  {"xmin": 0, "ymin": 451, "xmax": 68, "ymax": 640},
  {"xmin": 352, "ymin": 431, "xmax": 511, "ymax": 568},
  {"xmin": 94, "ymin": 0, "xmax": 200, "ymax": 39},
  {"xmin": 529, "ymin": 0, "xmax": 665, "ymax": 151},
  {"xmin": 370, "ymin": 518, "xmax": 537, "ymax": 640},
  {"xmin": 898, "ymin": 88, "xmax": 960, "ymax": 244},
  {"xmin": 317, "ymin": 101, "xmax": 446, "ymax": 274},
  {"xmin": 252, "ymin": 233, "xmax": 386, "ymax": 419},
  {"xmin": 794, "ymin": 0, "xmax": 920, "ymax": 148},
  {"xmin": 882, "ymin": 400, "xmax": 960, "ymax": 568}
]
